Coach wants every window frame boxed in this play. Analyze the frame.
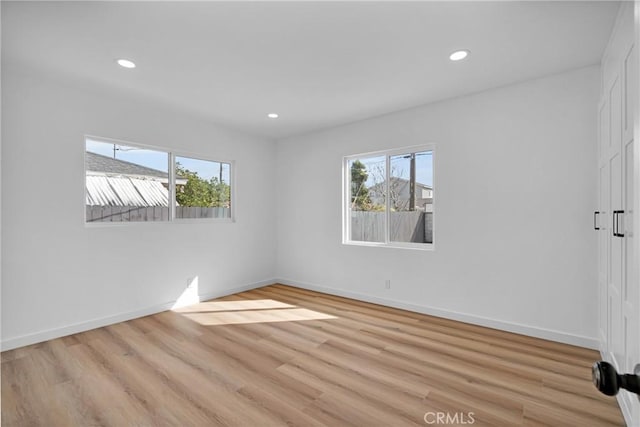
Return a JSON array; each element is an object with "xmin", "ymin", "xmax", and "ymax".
[
  {"xmin": 171, "ymin": 151, "xmax": 235, "ymax": 223},
  {"xmin": 84, "ymin": 135, "xmax": 235, "ymax": 226},
  {"xmin": 342, "ymin": 144, "xmax": 435, "ymax": 250}
]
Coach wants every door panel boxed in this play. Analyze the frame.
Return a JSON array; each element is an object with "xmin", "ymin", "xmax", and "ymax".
[
  {"xmin": 609, "ymin": 73, "xmax": 624, "ymax": 369},
  {"xmin": 597, "ymin": 14, "xmax": 640, "ymax": 422},
  {"xmin": 623, "ymin": 134, "xmax": 638, "ymax": 422}
]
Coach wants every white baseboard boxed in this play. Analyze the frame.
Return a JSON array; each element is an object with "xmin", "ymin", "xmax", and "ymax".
[
  {"xmin": 4, "ymin": 277, "xmax": 599, "ymax": 352},
  {"xmin": 599, "ymin": 350, "xmax": 634, "ymax": 426},
  {"xmin": 277, "ymin": 277, "xmax": 600, "ymax": 350},
  {"xmin": 1, "ymin": 279, "xmax": 275, "ymax": 351}
]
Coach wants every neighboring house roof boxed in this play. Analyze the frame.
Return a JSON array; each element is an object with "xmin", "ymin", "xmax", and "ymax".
[
  {"xmin": 85, "ymin": 151, "xmax": 171, "ymax": 207},
  {"xmin": 368, "ymin": 177, "xmax": 433, "ymax": 210},
  {"xmin": 85, "ymin": 151, "xmax": 168, "ymax": 179},
  {"xmin": 369, "ymin": 177, "xmax": 432, "ymax": 192}
]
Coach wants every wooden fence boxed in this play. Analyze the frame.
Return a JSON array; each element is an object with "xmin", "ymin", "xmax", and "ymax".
[
  {"xmin": 86, "ymin": 206, "xmax": 230, "ymax": 222},
  {"xmin": 351, "ymin": 211, "xmax": 433, "ymax": 243}
]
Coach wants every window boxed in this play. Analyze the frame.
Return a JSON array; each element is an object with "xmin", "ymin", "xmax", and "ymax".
[
  {"xmin": 344, "ymin": 145, "xmax": 434, "ymax": 248},
  {"xmin": 175, "ymin": 156, "xmax": 231, "ymax": 219},
  {"xmin": 85, "ymin": 137, "xmax": 233, "ymax": 223}
]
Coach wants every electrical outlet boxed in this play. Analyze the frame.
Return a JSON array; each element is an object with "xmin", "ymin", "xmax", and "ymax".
[{"xmin": 385, "ymin": 279, "xmax": 391, "ymax": 289}]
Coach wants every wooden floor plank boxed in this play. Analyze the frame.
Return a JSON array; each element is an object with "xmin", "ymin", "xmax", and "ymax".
[{"xmin": 1, "ymin": 284, "xmax": 625, "ymax": 426}]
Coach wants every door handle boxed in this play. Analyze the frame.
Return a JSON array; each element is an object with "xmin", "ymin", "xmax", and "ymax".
[
  {"xmin": 594, "ymin": 211, "xmax": 600, "ymax": 230},
  {"xmin": 593, "ymin": 361, "xmax": 640, "ymax": 400},
  {"xmin": 613, "ymin": 210, "xmax": 625, "ymax": 237}
]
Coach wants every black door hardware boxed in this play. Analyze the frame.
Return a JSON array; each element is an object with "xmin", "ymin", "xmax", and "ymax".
[
  {"xmin": 594, "ymin": 211, "xmax": 600, "ymax": 230},
  {"xmin": 592, "ymin": 361, "xmax": 640, "ymax": 399},
  {"xmin": 613, "ymin": 210, "xmax": 625, "ymax": 237}
]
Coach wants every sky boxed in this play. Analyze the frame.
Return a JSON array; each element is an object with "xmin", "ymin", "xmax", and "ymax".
[
  {"xmin": 86, "ymin": 139, "xmax": 432, "ymax": 188},
  {"xmin": 86, "ymin": 139, "xmax": 230, "ymax": 183}
]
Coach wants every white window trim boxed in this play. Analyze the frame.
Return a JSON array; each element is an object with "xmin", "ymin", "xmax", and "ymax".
[
  {"xmin": 84, "ymin": 135, "xmax": 235, "ymax": 226},
  {"xmin": 172, "ymin": 151, "xmax": 235, "ymax": 224},
  {"xmin": 342, "ymin": 143, "xmax": 435, "ymax": 251}
]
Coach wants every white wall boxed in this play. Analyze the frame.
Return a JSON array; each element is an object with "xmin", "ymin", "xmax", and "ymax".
[
  {"xmin": 276, "ymin": 66, "xmax": 600, "ymax": 348},
  {"xmin": 1, "ymin": 59, "xmax": 601, "ymax": 349},
  {"xmin": 0, "ymin": 2, "xmax": 3, "ymax": 351},
  {"xmin": 1, "ymin": 62, "xmax": 277, "ymax": 349}
]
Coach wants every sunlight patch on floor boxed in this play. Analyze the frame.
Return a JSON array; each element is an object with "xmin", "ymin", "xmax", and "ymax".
[
  {"xmin": 173, "ymin": 299, "xmax": 295, "ymax": 313},
  {"xmin": 178, "ymin": 307, "xmax": 337, "ymax": 326}
]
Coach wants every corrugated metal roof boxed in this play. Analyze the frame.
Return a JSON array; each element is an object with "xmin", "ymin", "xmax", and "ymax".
[
  {"xmin": 130, "ymin": 179, "xmax": 171, "ymax": 207},
  {"xmin": 86, "ymin": 175, "xmax": 170, "ymax": 207}
]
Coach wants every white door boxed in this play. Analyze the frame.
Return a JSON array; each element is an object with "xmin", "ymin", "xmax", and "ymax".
[
  {"xmin": 598, "ymin": 5, "xmax": 640, "ymax": 421},
  {"xmin": 623, "ymin": 38, "xmax": 640, "ymax": 423},
  {"xmin": 598, "ymin": 100, "xmax": 610, "ymax": 355}
]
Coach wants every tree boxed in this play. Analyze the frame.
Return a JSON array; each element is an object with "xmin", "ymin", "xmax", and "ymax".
[
  {"xmin": 370, "ymin": 164, "xmax": 407, "ymax": 211},
  {"xmin": 175, "ymin": 163, "xmax": 230, "ymax": 208},
  {"xmin": 350, "ymin": 160, "xmax": 371, "ymax": 210},
  {"xmin": 208, "ymin": 176, "xmax": 231, "ymax": 208}
]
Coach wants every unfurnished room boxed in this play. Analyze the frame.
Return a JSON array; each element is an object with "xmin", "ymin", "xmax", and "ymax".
[{"xmin": 1, "ymin": 1, "xmax": 640, "ymax": 426}]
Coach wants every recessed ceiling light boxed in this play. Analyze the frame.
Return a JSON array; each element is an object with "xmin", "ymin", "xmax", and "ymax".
[
  {"xmin": 117, "ymin": 59, "xmax": 136, "ymax": 69},
  {"xmin": 267, "ymin": 113, "xmax": 279, "ymax": 119},
  {"xmin": 449, "ymin": 50, "xmax": 470, "ymax": 61}
]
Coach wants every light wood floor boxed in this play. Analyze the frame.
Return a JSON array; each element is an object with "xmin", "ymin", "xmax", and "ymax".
[{"xmin": 1, "ymin": 284, "xmax": 624, "ymax": 426}]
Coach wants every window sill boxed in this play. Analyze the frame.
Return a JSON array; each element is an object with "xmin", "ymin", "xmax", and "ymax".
[
  {"xmin": 85, "ymin": 217, "xmax": 234, "ymax": 227},
  {"xmin": 342, "ymin": 241, "xmax": 434, "ymax": 251},
  {"xmin": 173, "ymin": 217, "xmax": 235, "ymax": 224}
]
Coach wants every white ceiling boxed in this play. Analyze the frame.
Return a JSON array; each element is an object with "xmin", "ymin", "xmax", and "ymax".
[{"xmin": 3, "ymin": 1, "xmax": 620, "ymax": 140}]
